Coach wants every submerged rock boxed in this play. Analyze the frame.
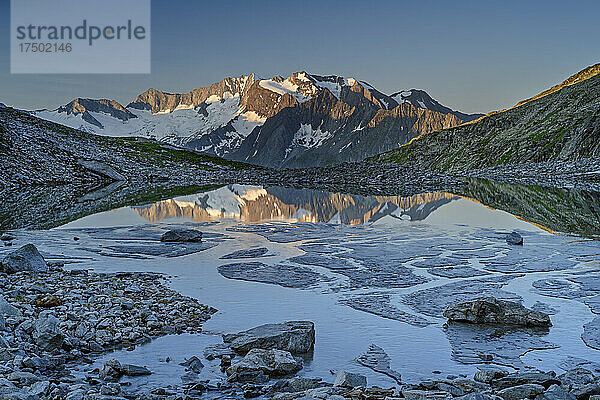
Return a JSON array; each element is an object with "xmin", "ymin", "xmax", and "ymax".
[
  {"xmin": 223, "ymin": 321, "xmax": 315, "ymax": 355},
  {"xmin": 203, "ymin": 343, "xmax": 236, "ymax": 360},
  {"xmin": 160, "ymin": 229, "xmax": 203, "ymax": 243},
  {"xmin": 227, "ymin": 348, "xmax": 302, "ymax": 381},
  {"xmin": 356, "ymin": 344, "xmax": 402, "ymax": 383},
  {"xmin": 220, "ymin": 247, "xmax": 270, "ymax": 259},
  {"xmin": 444, "ymin": 323, "xmax": 557, "ymax": 368},
  {"xmin": 1, "ymin": 244, "xmax": 48, "ymax": 274},
  {"xmin": 334, "ymin": 371, "xmax": 367, "ymax": 388},
  {"xmin": 506, "ymin": 232, "xmax": 523, "ymax": 245},
  {"xmin": 218, "ymin": 262, "xmax": 329, "ymax": 289},
  {"xmin": 179, "ymin": 356, "xmax": 204, "ymax": 373},
  {"xmin": 443, "ymin": 297, "xmax": 552, "ymax": 327}
]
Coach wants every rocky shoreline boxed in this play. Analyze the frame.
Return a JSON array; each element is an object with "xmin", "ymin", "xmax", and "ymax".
[
  {"xmin": 0, "ymin": 241, "xmax": 599, "ymax": 400},
  {"xmin": 0, "ymin": 260, "xmax": 215, "ymax": 399}
]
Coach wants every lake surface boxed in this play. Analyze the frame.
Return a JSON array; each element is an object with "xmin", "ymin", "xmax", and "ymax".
[{"xmin": 4, "ymin": 184, "xmax": 600, "ymax": 392}]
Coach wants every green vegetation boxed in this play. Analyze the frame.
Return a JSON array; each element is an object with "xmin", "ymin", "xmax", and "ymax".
[{"xmin": 373, "ymin": 65, "xmax": 600, "ymax": 172}]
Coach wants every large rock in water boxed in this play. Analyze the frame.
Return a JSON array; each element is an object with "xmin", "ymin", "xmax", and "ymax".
[
  {"xmin": 443, "ymin": 297, "xmax": 552, "ymax": 327},
  {"xmin": 506, "ymin": 232, "xmax": 523, "ymax": 245},
  {"xmin": 160, "ymin": 229, "xmax": 203, "ymax": 243},
  {"xmin": 223, "ymin": 321, "xmax": 315, "ymax": 355},
  {"xmin": 226, "ymin": 348, "xmax": 302, "ymax": 381},
  {"xmin": 0, "ymin": 244, "xmax": 48, "ymax": 273}
]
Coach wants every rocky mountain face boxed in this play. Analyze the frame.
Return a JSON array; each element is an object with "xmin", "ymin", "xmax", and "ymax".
[
  {"xmin": 375, "ymin": 63, "xmax": 600, "ymax": 172},
  {"xmin": 229, "ymin": 75, "xmax": 477, "ymax": 168},
  {"xmin": 29, "ymin": 72, "xmax": 480, "ymax": 167}
]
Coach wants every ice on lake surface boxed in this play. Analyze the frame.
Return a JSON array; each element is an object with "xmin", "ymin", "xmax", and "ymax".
[{"xmin": 3, "ymin": 184, "xmax": 600, "ymax": 391}]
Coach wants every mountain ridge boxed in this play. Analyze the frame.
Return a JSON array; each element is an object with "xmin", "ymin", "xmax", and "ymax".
[
  {"xmin": 27, "ymin": 71, "xmax": 482, "ymax": 168},
  {"xmin": 374, "ymin": 63, "xmax": 600, "ymax": 171}
]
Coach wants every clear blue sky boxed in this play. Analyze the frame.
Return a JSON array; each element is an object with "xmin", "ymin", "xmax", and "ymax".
[{"xmin": 1, "ymin": 0, "xmax": 598, "ymax": 114}]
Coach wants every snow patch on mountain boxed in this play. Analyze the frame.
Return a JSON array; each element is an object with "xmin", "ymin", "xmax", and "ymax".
[
  {"xmin": 259, "ymin": 78, "xmax": 310, "ymax": 102},
  {"xmin": 293, "ymin": 123, "xmax": 332, "ymax": 148},
  {"xmin": 311, "ymin": 80, "xmax": 343, "ymax": 99},
  {"xmin": 391, "ymin": 91, "xmax": 413, "ymax": 105}
]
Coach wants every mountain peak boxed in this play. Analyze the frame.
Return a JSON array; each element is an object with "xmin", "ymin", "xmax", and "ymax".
[
  {"xmin": 127, "ymin": 75, "xmax": 255, "ymax": 114},
  {"xmin": 56, "ymin": 98, "xmax": 137, "ymax": 128}
]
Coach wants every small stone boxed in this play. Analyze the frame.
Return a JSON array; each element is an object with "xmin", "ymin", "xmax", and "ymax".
[
  {"xmin": 402, "ymin": 389, "xmax": 450, "ymax": 400},
  {"xmin": 0, "ymin": 295, "xmax": 22, "ymax": 318},
  {"xmin": 506, "ymin": 232, "xmax": 523, "ymax": 245},
  {"xmin": 28, "ymin": 380, "xmax": 51, "ymax": 397},
  {"xmin": 497, "ymin": 384, "xmax": 545, "ymax": 400},
  {"xmin": 121, "ymin": 364, "xmax": 152, "ymax": 376},
  {"xmin": 33, "ymin": 311, "xmax": 64, "ymax": 351},
  {"xmin": 179, "ymin": 356, "xmax": 204, "ymax": 373},
  {"xmin": 474, "ymin": 369, "xmax": 509, "ymax": 384},
  {"xmin": 333, "ymin": 371, "xmax": 367, "ymax": 388},
  {"xmin": 100, "ymin": 383, "xmax": 121, "ymax": 395},
  {"xmin": 99, "ymin": 359, "xmax": 122, "ymax": 381}
]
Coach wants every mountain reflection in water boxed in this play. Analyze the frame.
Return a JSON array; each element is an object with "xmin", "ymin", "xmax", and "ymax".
[{"xmin": 134, "ymin": 185, "xmax": 458, "ymax": 225}]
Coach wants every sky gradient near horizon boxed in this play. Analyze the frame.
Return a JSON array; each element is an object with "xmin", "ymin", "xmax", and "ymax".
[{"xmin": 1, "ymin": 0, "xmax": 599, "ymax": 114}]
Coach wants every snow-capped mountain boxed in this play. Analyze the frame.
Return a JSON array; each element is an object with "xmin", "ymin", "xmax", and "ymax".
[{"xmin": 30, "ymin": 71, "xmax": 482, "ymax": 166}]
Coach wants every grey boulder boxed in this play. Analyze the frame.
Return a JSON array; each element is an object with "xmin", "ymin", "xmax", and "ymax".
[
  {"xmin": 223, "ymin": 321, "xmax": 315, "ymax": 355},
  {"xmin": 506, "ymin": 232, "xmax": 523, "ymax": 245},
  {"xmin": 121, "ymin": 364, "xmax": 151, "ymax": 376},
  {"xmin": 443, "ymin": 297, "xmax": 552, "ymax": 327},
  {"xmin": 497, "ymin": 384, "xmax": 545, "ymax": 400},
  {"xmin": 492, "ymin": 371, "xmax": 559, "ymax": 389},
  {"xmin": 333, "ymin": 370, "xmax": 367, "ymax": 388},
  {"xmin": 0, "ymin": 296, "xmax": 21, "ymax": 319},
  {"xmin": 1, "ymin": 244, "xmax": 48, "ymax": 274},
  {"xmin": 160, "ymin": 229, "xmax": 203, "ymax": 243},
  {"xmin": 99, "ymin": 359, "xmax": 122, "ymax": 381},
  {"xmin": 536, "ymin": 385, "xmax": 576, "ymax": 400},
  {"xmin": 474, "ymin": 368, "xmax": 509, "ymax": 384},
  {"xmin": 203, "ymin": 343, "xmax": 236, "ymax": 360},
  {"xmin": 227, "ymin": 348, "xmax": 302, "ymax": 381},
  {"xmin": 32, "ymin": 312, "xmax": 64, "ymax": 352}
]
